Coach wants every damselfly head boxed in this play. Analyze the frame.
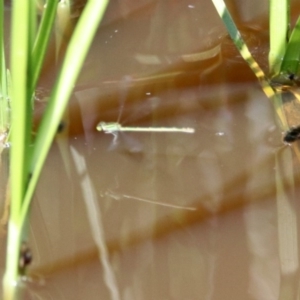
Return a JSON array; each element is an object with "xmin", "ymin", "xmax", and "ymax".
[
  {"xmin": 96, "ymin": 122, "xmax": 104, "ymax": 131},
  {"xmin": 96, "ymin": 122, "xmax": 122, "ymax": 133}
]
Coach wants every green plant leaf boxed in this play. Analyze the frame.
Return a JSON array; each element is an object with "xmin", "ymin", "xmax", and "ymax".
[
  {"xmin": 31, "ymin": 0, "xmax": 58, "ymax": 94},
  {"xmin": 269, "ymin": 0, "xmax": 290, "ymax": 76},
  {"xmin": 279, "ymin": 16, "xmax": 300, "ymax": 81},
  {"xmin": 20, "ymin": 0, "xmax": 109, "ymax": 236}
]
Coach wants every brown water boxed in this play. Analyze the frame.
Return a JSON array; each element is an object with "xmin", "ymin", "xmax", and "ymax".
[{"xmin": 2, "ymin": 0, "xmax": 300, "ymax": 299}]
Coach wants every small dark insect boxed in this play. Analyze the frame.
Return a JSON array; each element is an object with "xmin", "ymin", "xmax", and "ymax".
[
  {"xmin": 57, "ymin": 121, "xmax": 65, "ymax": 133},
  {"xmin": 286, "ymin": 72, "xmax": 300, "ymax": 83},
  {"xmin": 288, "ymin": 73, "xmax": 296, "ymax": 81},
  {"xmin": 283, "ymin": 126, "xmax": 300, "ymax": 143},
  {"xmin": 19, "ymin": 242, "xmax": 32, "ymax": 271}
]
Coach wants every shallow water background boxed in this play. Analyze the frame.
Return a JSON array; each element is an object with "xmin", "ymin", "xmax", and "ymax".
[{"xmin": 2, "ymin": 0, "xmax": 300, "ymax": 299}]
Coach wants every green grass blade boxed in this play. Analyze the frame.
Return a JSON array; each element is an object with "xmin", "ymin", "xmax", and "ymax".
[
  {"xmin": 0, "ymin": 0, "xmax": 4, "ymax": 94},
  {"xmin": 10, "ymin": 0, "xmax": 31, "ymax": 219},
  {"xmin": 0, "ymin": 0, "xmax": 4, "ymax": 90},
  {"xmin": 54, "ymin": 0, "xmax": 73, "ymax": 178},
  {"xmin": 211, "ymin": 0, "xmax": 274, "ymax": 95},
  {"xmin": 0, "ymin": 0, "xmax": 8, "ymax": 133},
  {"xmin": 211, "ymin": 0, "xmax": 288, "ymax": 130},
  {"xmin": 20, "ymin": 0, "xmax": 109, "ymax": 229},
  {"xmin": 31, "ymin": 0, "xmax": 58, "ymax": 94},
  {"xmin": 279, "ymin": 16, "xmax": 300, "ymax": 79},
  {"xmin": 3, "ymin": 0, "xmax": 32, "ymax": 297},
  {"xmin": 28, "ymin": 0, "xmax": 37, "ymax": 52},
  {"xmin": 269, "ymin": 0, "xmax": 290, "ymax": 76}
]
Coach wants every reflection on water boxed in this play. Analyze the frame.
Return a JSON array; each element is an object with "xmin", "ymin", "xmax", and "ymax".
[
  {"xmin": 104, "ymin": 189, "xmax": 197, "ymax": 211},
  {"xmin": 3, "ymin": 1, "xmax": 300, "ymax": 300},
  {"xmin": 25, "ymin": 78, "xmax": 285, "ymax": 300}
]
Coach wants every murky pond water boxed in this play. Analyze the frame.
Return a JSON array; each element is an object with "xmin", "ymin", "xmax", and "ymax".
[{"xmin": 2, "ymin": 0, "xmax": 300, "ymax": 299}]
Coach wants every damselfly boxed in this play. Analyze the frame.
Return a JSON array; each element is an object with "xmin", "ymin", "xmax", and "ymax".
[
  {"xmin": 96, "ymin": 77, "xmax": 195, "ymax": 141},
  {"xmin": 97, "ymin": 122, "xmax": 195, "ymax": 134}
]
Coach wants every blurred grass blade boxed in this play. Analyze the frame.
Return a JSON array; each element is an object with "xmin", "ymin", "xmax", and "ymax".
[
  {"xmin": 28, "ymin": 0, "xmax": 37, "ymax": 52},
  {"xmin": 55, "ymin": 0, "xmax": 73, "ymax": 178},
  {"xmin": 70, "ymin": 145, "xmax": 121, "ymax": 300},
  {"xmin": 55, "ymin": 0, "xmax": 72, "ymax": 58},
  {"xmin": 275, "ymin": 149, "xmax": 299, "ymax": 299},
  {"xmin": 0, "ymin": 0, "xmax": 4, "ymax": 95},
  {"xmin": 0, "ymin": 0, "xmax": 8, "ymax": 134},
  {"xmin": 269, "ymin": 0, "xmax": 290, "ymax": 76}
]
